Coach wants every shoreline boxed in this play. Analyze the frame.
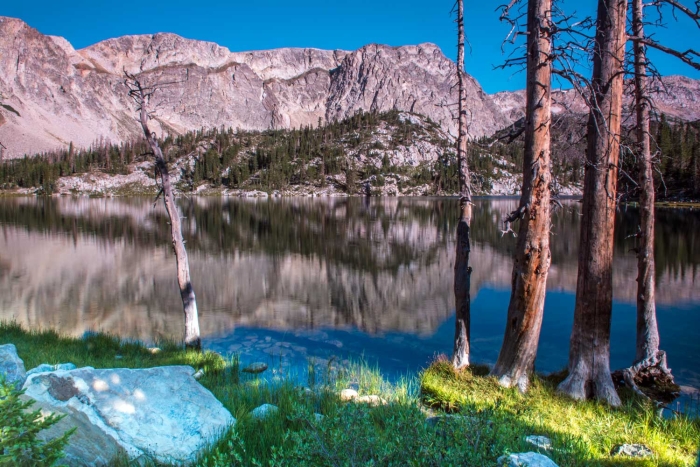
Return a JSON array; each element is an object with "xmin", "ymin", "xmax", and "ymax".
[{"xmin": 1, "ymin": 322, "xmax": 698, "ymax": 466}]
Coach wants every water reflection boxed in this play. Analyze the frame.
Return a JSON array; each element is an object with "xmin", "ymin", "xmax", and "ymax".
[{"xmin": 0, "ymin": 197, "xmax": 698, "ymax": 387}]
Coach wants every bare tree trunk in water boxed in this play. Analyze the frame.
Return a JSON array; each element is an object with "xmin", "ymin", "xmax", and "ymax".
[
  {"xmin": 491, "ymin": 0, "xmax": 552, "ymax": 393},
  {"xmin": 452, "ymin": 0, "xmax": 473, "ymax": 370},
  {"xmin": 125, "ymin": 73, "xmax": 202, "ymax": 350},
  {"xmin": 557, "ymin": 0, "xmax": 627, "ymax": 407}
]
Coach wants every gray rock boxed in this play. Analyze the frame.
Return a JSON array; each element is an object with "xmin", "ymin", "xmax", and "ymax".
[
  {"xmin": 314, "ymin": 413, "xmax": 324, "ymax": 423},
  {"xmin": 340, "ymin": 388, "xmax": 358, "ymax": 401},
  {"xmin": 27, "ymin": 363, "xmax": 77, "ymax": 377},
  {"xmin": 22, "ymin": 365, "xmax": 234, "ymax": 465},
  {"xmin": 250, "ymin": 404, "xmax": 279, "ymax": 420},
  {"xmin": 242, "ymin": 362, "xmax": 268, "ymax": 374},
  {"xmin": 497, "ymin": 452, "xmax": 559, "ymax": 467},
  {"xmin": 525, "ymin": 435, "xmax": 553, "ymax": 451},
  {"xmin": 0, "ymin": 343, "xmax": 26, "ymax": 388},
  {"xmin": 611, "ymin": 444, "xmax": 653, "ymax": 458}
]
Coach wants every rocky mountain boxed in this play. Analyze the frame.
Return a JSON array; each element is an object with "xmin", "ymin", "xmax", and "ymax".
[
  {"xmin": 492, "ymin": 75, "xmax": 700, "ymax": 123},
  {"xmin": 0, "ymin": 16, "xmax": 509, "ymax": 159}
]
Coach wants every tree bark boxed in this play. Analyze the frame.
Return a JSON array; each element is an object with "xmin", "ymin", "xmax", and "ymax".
[
  {"xmin": 129, "ymin": 77, "xmax": 201, "ymax": 350},
  {"xmin": 491, "ymin": 0, "xmax": 552, "ymax": 393},
  {"xmin": 557, "ymin": 0, "xmax": 627, "ymax": 407},
  {"xmin": 632, "ymin": 0, "xmax": 661, "ymax": 364},
  {"xmin": 452, "ymin": 0, "xmax": 473, "ymax": 370}
]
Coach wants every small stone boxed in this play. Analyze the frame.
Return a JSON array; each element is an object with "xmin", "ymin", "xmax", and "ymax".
[
  {"xmin": 147, "ymin": 347, "xmax": 161, "ymax": 354},
  {"xmin": 525, "ymin": 435, "xmax": 553, "ymax": 451},
  {"xmin": 0, "ymin": 344, "xmax": 26, "ymax": 388},
  {"xmin": 54, "ymin": 363, "xmax": 77, "ymax": 371},
  {"xmin": 250, "ymin": 404, "xmax": 278, "ymax": 420},
  {"xmin": 193, "ymin": 369, "xmax": 204, "ymax": 380},
  {"xmin": 497, "ymin": 452, "xmax": 559, "ymax": 467},
  {"xmin": 611, "ymin": 444, "xmax": 653, "ymax": 458},
  {"xmin": 340, "ymin": 389, "xmax": 358, "ymax": 401},
  {"xmin": 298, "ymin": 386, "xmax": 314, "ymax": 396},
  {"xmin": 27, "ymin": 363, "xmax": 77, "ymax": 377},
  {"xmin": 314, "ymin": 413, "xmax": 324, "ymax": 423},
  {"xmin": 355, "ymin": 395, "xmax": 388, "ymax": 406},
  {"xmin": 242, "ymin": 362, "xmax": 268, "ymax": 374}
]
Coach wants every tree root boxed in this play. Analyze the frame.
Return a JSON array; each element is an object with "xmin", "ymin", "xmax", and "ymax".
[{"xmin": 612, "ymin": 350, "xmax": 680, "ymax": 404}]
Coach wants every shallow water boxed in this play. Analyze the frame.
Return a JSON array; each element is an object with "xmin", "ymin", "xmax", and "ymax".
[{"xmin": 0, "ymin": 196, "xmax": 698, "ymax": 391}]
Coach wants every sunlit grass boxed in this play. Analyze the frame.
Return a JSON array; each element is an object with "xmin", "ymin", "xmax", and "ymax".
[
  {"xmin": 421, "ymin": 358, "xmax": 700, "ymax": 467},
  {"xmin": 2, "ymin": 322, "xmax": 698, "ymax": 466}
]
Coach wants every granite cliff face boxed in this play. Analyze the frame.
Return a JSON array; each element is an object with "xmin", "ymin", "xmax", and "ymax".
[
  {"xmin": 0, "ymin": 17, "xmax": 508, "ymax": 158},
  {"xmin": 492, "ymin": 74, "xmax": 700, "ymax": 124}
]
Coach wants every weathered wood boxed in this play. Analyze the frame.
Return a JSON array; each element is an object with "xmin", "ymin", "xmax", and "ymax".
[
  {"xmin": 491, "ymin": 0, "xmax": 552, "ymax": 393},
  {"xmin": 632, "ymin": 0, "xmax": 661, "ymax": 365},
  {"xmin": 125, "ymin": 74, "xmax": 201, "ymax": 350},
  {"xmin": 557, "ymin": 0, "xmax": 627, "ymax": 407},
  {"xmin": 452, "ymin": 0, "xmax": 473, "ymax": 369}
]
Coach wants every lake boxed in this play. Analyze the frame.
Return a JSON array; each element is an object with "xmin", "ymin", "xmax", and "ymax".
[{"xmin": 0, "ymin": 196, "xmax": 698, "ymax": 391}]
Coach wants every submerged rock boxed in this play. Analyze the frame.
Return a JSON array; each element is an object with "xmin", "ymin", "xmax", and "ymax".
[
  {"xmin": 22, "ymin": 365, "xmax": 234, "ymax": 465},
  {"xmin": 0, "ymin": 343, "xmax": 26, "ymax": 388},
  {"xmin": 242, "ymin": 362, "xmax": 268, "ymax": 374},
  {"xmin": 497, "ymin": 452, "xmax": 559, "ymax": 467},
  {"xmin": 250, "ymin": 404, "xmax": 279, "ymax": 420},
  {"xmin": 611, "ymin": 444, "xmax": 653, "ymax": 458},
  {"xmin": 525, "ymin": 435, "xmax": 553, "ymax": 451}
]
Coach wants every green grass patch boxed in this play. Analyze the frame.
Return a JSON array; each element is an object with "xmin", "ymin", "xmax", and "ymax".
[
  {"xmin": 420, "ymin": 358, "xmax": 700, "ymax": 466},
  {"xmin": 2, "ymin": 323, "xmax": 699, "ymax": 466}
]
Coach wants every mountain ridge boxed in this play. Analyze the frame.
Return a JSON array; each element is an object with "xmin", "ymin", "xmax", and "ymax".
[{"xmin": 0, "ymin": 16, "xmax": 698, "ymax": 161}]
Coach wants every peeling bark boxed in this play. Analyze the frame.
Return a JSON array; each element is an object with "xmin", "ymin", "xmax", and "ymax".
[
  {"xmin": 491, "ymin": 0, "xmax": 552, "ymax": 393},
  {"xmin": 557, "ymin": 0, "xmax": 627, "ymax": 407},
  {"xmin": 452, "ymin": 0, "xmax": 473, "ymax": 370}
]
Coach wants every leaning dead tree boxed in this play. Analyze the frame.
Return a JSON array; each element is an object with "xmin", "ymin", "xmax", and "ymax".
[
  {"xmin": 491, "ymin": 0, "xmax": 553, "ymax": 392},
  {"xmin": 124, "ymin": 71, "xmax": 202, "ymax": 350},
  {"xmin": 452, "ymin": 0, "xmax": 474, "ymax": 370},
  {"xmin": 557, "ymin": 0, "xmax": 628, "ymax": 407}
]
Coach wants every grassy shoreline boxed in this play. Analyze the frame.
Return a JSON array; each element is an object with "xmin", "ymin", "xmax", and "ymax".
[{"xmin": 1, "ymin": 322, "xmax": 699, "ymax": 466}]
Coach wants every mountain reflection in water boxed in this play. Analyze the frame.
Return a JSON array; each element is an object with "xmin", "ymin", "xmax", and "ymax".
[{"xmin": 0, "ymin": 197, "xmax": 698, "ymax": 388}]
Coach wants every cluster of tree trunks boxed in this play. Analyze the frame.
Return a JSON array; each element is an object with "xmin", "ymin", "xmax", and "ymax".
[{"xmin": 455, "ymin": 0, "xmax": 695, "ymax": 406}]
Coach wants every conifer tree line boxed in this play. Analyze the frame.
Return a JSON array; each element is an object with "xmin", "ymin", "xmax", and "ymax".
[{"xmin": 0, "ymin": 109, "xmax": 568, "ymax": 194}]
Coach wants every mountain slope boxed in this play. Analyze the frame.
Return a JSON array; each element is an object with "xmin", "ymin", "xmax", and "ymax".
[{"xmin": 0, "ymin": 17, "xmax": 509, "ymax": 158}]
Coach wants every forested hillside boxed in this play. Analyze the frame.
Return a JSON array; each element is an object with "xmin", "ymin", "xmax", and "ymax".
[{"xmin": 1, "ymin": 109, "xmax": 698, "ymax": 199}]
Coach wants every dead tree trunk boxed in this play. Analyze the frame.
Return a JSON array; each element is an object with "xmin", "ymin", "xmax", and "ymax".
[
  {"xmin": 557, "ymin": 0, "xmax": 628, "ymax": 407},
  {"xmin": 452, "ymin": 0, "xmax": 473, "ymax": 370},
  {"xmin": 491, "ymin": 0, "xmax": 552, "ymax": 392},
  {"xmin": 612, "ymin": 0, "xmax": 676, "ymax": 400},
  {"xmin": 633, "ymin": 0, "xmax": 661, "ymax": 365},
  {"xmin": 125, "ymin": 73, "xmax": 202, "ymax": 350}
]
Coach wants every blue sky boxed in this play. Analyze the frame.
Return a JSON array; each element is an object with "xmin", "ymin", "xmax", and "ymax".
[{"xmin": 3, "ymin": 0, "xmax": 699, "ymax": 93}]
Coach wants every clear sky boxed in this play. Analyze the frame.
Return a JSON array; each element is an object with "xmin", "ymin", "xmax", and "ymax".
[{"xmin": 2, "ymin": 0, "xmax": 699, "ymax": 93}]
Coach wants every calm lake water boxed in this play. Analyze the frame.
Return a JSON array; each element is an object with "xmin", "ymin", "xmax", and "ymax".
[{"xmin": 0, "ymin": 197, "xmax": 698, "ymax": 390}]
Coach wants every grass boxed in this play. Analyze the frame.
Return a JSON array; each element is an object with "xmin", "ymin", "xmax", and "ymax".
[
  {"xmin": 421, "ymin": 358, "xmax": 700, "ymax": 467},
  {"xmin": 1, "ymin": 322, "xmax": 699, "ymax": 466}
]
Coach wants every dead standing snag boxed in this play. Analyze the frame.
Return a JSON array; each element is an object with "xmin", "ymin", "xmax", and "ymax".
[{"xmin": 124, "ymin": 71, "xmax": 202, "ymax": 350}]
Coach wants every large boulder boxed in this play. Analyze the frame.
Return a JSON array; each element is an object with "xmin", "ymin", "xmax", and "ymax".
[
  {"xmin": 23, "ymin": 365, "xmax": 235, "ymax": 465},
  {"xmin": 0, "ymin": 343, "xmax": 26, "ymax": 388}
]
